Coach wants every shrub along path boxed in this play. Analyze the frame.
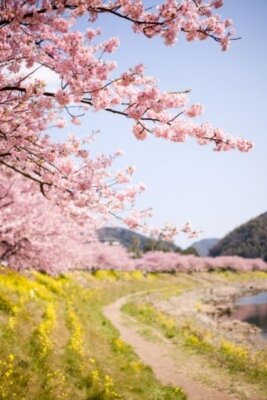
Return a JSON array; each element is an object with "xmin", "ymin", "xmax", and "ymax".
[{"xmin": 104, "ymin": 280, "xmax": 267, "ymax": 400}]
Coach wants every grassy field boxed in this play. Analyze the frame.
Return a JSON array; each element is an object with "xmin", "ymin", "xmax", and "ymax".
[
  {"xmin": 0, "ymin": 267, "xmax": 190, "ymax": 400},
  {"xmin": 1, "ymin": 267, "xmax": 267, "ymax": 400}
]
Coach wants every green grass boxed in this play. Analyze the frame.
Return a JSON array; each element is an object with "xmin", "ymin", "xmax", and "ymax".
[
  {"xmin": 0, "ymin": 268, "xmax": 188, "ymax": 400},
  {"xmin": 1, "ymin": 268, "xmax": 266, "ymax": 399}
]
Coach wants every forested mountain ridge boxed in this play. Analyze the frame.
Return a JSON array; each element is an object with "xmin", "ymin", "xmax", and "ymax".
[
  {"xmin": 209, "ymin": 212, "xmax": 267, "ymax": 260},
  {"xmin": 97, "ymin": 227, "xmax": 180, "ymax": 253}
]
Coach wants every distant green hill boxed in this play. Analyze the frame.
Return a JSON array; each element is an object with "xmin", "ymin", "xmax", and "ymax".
[
  {"xmin": 97, "ymin": 227, "xmax": 181, "ymax": 254},
  {"xmin": 209, "ymin": 212, "xmax": 267, "ymax": 260}
]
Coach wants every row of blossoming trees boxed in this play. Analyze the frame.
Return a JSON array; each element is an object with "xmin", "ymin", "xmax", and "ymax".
[{"xmin": 1, "ymin": 0, "xmax": 261, "ymax": 275}]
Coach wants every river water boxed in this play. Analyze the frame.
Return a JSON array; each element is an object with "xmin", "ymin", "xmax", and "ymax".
[{"xmin": 231, "ymin": 291, "xmax": 267, "ymax": 338}]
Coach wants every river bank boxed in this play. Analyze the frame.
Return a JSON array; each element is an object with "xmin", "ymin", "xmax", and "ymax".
[{"xmin": 146, "ymin": 272, "xmax": 267, "ymax": 350}]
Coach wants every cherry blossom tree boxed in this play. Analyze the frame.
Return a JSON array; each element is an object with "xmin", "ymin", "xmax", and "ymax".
[
  {"xmin": 134, "ymin": 251, "xmax": 267, "ymax": 273},
  {"xmin": 89, "ymin": 242, "xmax": 135, "ymax": 271},
  {"xmin": 0, "ymin": 168, "xmax": 97, "ymax": 273},
  {"xmin": 0, "ymin": 167, "xmax": 139, "ymax": 273},
  {"xmin": 0, "ymin": 1, "xmax": 254, "ymax": 270},
  {"xmin": 0, "ymin": 3, "xmax": 252, "ymax": 175},
  {"xmin": 1, "ymin": 168, "xmax": 266, "ymax": 274}
]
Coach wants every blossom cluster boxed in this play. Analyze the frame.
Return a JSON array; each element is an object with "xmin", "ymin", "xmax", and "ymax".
[{"xmin": 0, "ymin": 0, "xmax": 252, "ymax": 191}]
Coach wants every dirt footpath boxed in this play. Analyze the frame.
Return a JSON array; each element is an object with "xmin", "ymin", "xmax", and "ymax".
[{"xmin": 104, "ymin": 284, "xmax": 267, "ymax": 400}]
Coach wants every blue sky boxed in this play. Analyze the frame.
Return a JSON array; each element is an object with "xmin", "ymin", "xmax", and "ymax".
[{"xmin": 60, "ymin": 1, "xmax": 267, "ymax": 248}]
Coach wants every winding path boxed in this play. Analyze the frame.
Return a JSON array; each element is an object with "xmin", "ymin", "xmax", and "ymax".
[{"xmin": 104, "ymin": 293, "xmax": 232, "ymax": 400}]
